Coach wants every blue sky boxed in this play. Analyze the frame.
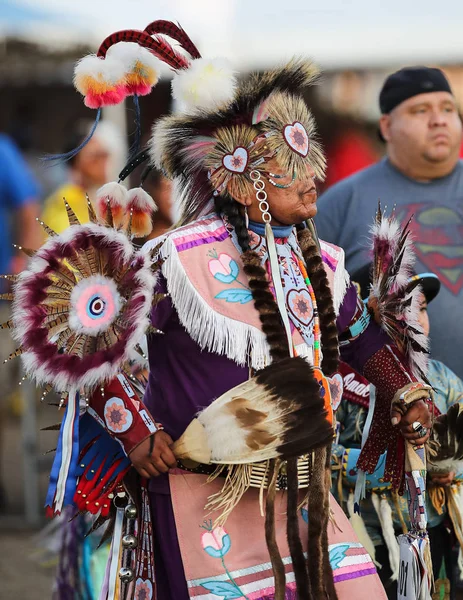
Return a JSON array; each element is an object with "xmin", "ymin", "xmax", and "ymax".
[{"xmin": 4, "ymin": 0, "xmax": 463, "ymax": 68}]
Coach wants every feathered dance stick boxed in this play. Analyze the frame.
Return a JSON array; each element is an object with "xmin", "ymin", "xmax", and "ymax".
[
  {"xmin": 368, "ymin": 202, "xmax": 429, "ymax": 381},
  {"xmin": 361, "ymin": 205, "xmax": 433, "ymax": 598}
]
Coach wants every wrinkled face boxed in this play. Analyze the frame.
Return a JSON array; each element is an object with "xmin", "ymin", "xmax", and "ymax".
[
  {"xmin": 236, "ymin": 157, "xmax": 318, "ymax": 226},
  {"xmin": 74, "ymin": 136, "xmax": 111, "ymax": 186},
  {"xmin": 381, "ymin": 91, "xmax": 462, "ymax": 167},
  {"xmin": 417, "ymin": 292, "xmax": 430, "ymax": 337}
]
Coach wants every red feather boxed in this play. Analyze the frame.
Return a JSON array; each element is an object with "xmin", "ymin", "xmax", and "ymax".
[
  {"xmin": 97, "ymin": 29, "xmax": 189, "ymax": 70},
  {"xmin": 144, "ymin": 19, "xmax": 201, "ymax": 59}
]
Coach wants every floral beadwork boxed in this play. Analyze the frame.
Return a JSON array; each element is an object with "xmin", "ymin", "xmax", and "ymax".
[
  {"xmin": 200, "ymin": 521, "xmax": 249, "ymax": 599},
  {"xmin": 103, "ymin": 396, "xmax": 133, "ymax": 433},
  {"xmin": 208, "ymin": 249, "xmax": 253, "ymax": 304},
  {"xmin": 201, "ymin": 525, "xmax": 232, "ymax": 559}
]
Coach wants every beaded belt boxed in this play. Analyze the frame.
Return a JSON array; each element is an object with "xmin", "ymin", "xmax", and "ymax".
[{"xmin": 178, "ymin": 455, "xmax": 312, "ymax": 490}]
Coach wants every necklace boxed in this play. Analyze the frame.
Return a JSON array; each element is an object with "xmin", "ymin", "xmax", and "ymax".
[{"xmin": 297, "ymin": 258, "xmax": 321, "ymax": 369}]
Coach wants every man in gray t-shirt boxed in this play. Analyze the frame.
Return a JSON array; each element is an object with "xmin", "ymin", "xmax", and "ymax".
[{"xmin": 316, "ymin": 67, "xmax": 463, "ymax": 378}]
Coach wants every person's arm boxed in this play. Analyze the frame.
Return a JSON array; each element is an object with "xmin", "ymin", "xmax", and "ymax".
[
  {"xmin": 427, "ymin": 361, "xmax": 463, "ymax": 486},
  {"xmin": 88, "ymin": 273, "xmax": 177, "ymax": 478},
  {"xmin": 431, "ymin": 360, "xmax": 463, "ymax": 411},
  {"xmin": 0, "ymin": 136, "xmax": 42, "ymax": 272},
  {"xmin": 10, "ymin": 203, "xmax": 41, "ymax": 274}
]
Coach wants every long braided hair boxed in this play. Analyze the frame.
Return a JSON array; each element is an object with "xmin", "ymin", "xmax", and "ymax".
[
  {"xmin": 213, "ymin": 193, "xmax": 339, "ymax": 371},
  {"xmin": 215, "ymin": 190, "xmax": 340, "ymax": 600}
]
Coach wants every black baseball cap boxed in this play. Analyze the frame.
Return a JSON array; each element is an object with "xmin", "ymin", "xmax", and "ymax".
[
  {"xmin": 379, "ymin": 66, "xmax": 453, "ymax": 115},
  {"xmin": 352, "ymin": 263, "xmax": 441, "ymax": 305}
]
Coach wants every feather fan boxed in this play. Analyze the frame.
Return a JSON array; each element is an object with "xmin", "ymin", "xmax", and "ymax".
[{"xmin": 173, "ymin": 356, "xmax": 334, "ymax": 464}]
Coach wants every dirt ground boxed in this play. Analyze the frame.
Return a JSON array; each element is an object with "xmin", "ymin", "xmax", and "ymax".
[
  {"xmin": 0, "ymin": 529, "xmax": 55, "ymax": 598},
  {"xmin": 0, "ymin": 394, "xmax": 56, "ymax": 599}
]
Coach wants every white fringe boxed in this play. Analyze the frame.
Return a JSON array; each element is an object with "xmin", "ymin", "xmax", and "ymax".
[
  {"xmin": 320, "ymin": 240, "xmax": 350, "ymax": 315},
  {"xmin": 159, "ymin": 237, "xmax": 270, "ymax": 369},
  {"xmin": 347, "ymin": 491, "xmax": 378, "ymax": 566},
  {"xmin": 372, "ymin": 492, "xmax": 400, "ymax": 580}
]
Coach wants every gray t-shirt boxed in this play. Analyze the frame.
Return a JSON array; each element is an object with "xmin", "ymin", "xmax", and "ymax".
[{"xmin": 315, "ymin": 158, "xmax": 463, "ymax": 378}]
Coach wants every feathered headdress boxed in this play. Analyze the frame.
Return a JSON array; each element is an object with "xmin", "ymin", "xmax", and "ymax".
[
  {"xmin": 151, "ymin": 58, "xmax": 326, "ymax": 223},
  {"xmin": 70, "ymin": 20, "xmax": 325, "ymax": 222}
]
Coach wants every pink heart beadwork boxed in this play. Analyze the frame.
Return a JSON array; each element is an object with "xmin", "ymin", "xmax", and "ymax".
[
  {"xmin": 134, "ymin": 578, "xmax": 153, "ymax": 600},
  {"xmin": 222, "ymin": 146, "xmax": 249, "ymax": 173},
  {"xmin": 287, "ymin": 288, "xmax": 313, "ymax": 326},
  {"xmin": 283, "ymin": 122, "xmax": 309, "ymax": 157},
  {"xmin": 327, "ymin": 373, "xmax": 343, "ymax": 411}
]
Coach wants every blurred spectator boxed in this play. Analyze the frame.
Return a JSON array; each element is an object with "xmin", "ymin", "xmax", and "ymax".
[
  {"xmin": 323, "ymin": 127, "xmax": 379, "ymax": 189},
  {"xmin": 144, "ymin": 171, "xmax": 174, "ymax": 240},
  {"xmin": 316, "ymin": 66, "xmax": 463, "ymax": 378},
  {"xmin": 314, "ymin": 112, "xmax": 380, "ymax": 192},
  {"xmin": 8, "ymin": 102, "xmax": 67, "ymax": 200},
  {"xmin": 0, "ymin": 133, "xmax": 41, "ymax": 511},
  {"xmin": 41, "ymin": 120, "xmax": 125, "ymax": 232}
]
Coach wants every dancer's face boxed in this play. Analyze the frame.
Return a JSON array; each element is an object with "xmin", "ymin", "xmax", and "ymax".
[
  {"xmin": 234, "ymin": 158, "xmax": 318, "ymax": 226},
  {"xmin": 417, "ymin": 292, "xmax": 430, "ymax": 337}
]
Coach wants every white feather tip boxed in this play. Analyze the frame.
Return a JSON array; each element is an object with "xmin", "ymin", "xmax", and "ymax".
[
  {"xmin": 171, "ymin": 58, "xmax": 237, "ymax": 113},
  {"xmin": 127, "ymin": 188, "xmax": 157, "ymax": 237},
  {"xmin": 106, "ymin": 42, "xmax": 161, "ymax": 74},
  {"xmin": 73, "ymin": 54, "xmax": 126, "ymax": 94},
  {"xmin": 95, "ymin": 182, "xmax": 128, "ymax": 227}
]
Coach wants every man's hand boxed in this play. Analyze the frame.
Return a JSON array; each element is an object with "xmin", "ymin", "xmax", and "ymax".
[
  {"xmin": 129, "ymin": 430, "xmax": 177, "ymax": 478},
  {"xmin": 429, "ymin": 471, "xmax": 455, "ymax": 487},
  {"xmin": 391, "ymin": 399, "xmax": 432, "ymax": 445}
]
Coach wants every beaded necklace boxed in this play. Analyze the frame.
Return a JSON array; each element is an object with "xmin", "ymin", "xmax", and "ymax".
[{"xmin": 297, "ymin": 258, "xmax": 321, "ymax": 369}]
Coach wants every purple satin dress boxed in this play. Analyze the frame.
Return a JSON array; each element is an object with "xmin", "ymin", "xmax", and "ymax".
[{"xmin": 143, "ymin": 273, "xmax": 388, "ymax": 599}]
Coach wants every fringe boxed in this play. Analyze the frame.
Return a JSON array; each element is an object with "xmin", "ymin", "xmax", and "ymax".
[
  {"xmin": 319, "ymin": 239, "xmax": 350, "ymax": 315},
  {"xmin": 265, "ymin": 459, "xmax": 286, "ymax": 600},
  {"xmin": 371, "ymin": 493, "xmax": 399, "ymax": 581},
  {"xmin": 286, "ymin": 457, "xmax": 310, "ymax": 599},
  {"xmin": 346, "ymin": 491, "xmax": 377, "ymax": 565},
  {"xmin": 159, "ymin": 238, "xmax": 271, "ymax": 369},
  {"xmin": 392, "ymin": 491, "xmax": 408, "ymax": 535},
  {"xmin": 205, "ymin": 464, "xmax": 253, "ymax": 527}
]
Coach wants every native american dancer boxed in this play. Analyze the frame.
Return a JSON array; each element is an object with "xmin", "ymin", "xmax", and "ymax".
[{"xmin": 3, "ymin": 20, "xmax": 434, "ymax": 600}]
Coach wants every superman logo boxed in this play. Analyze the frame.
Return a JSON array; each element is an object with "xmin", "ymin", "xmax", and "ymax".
[{"xmin": 397, "ymin": 203, "xmax": 463, "ymax": 295}]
